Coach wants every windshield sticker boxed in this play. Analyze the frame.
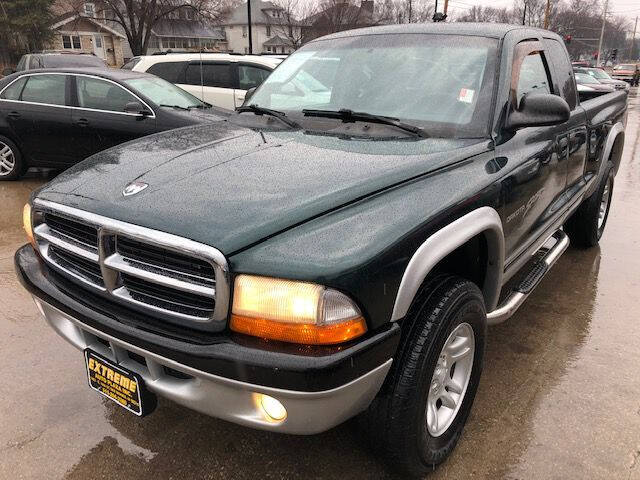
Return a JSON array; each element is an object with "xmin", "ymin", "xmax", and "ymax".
[{"xmin": 458, "ymin": 88, "xmax": 475, "ymax": 104}]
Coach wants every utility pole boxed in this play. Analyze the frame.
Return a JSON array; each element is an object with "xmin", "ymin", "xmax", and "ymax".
[
  {"xmin": 596, "ymin": 0, "xmax": 608, "ymax": 67},
  {"xmin": 543, "ymin": 0, "xmax": 551, "ymax": 29},
  {"xmin": 247, "ymin": 0, "xmax": 253, "ymax": 54},
  {"xmin": 631, "ymin": 16, "xmax": 638, "ymax": 60}
]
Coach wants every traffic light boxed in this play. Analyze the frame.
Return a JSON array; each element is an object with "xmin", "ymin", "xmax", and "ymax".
[
  {"xmin": 564, "ymin": 35, "xmax": 572, "ymax": 44},
  {"xmin": 611, "ymin": 48, "xmax": 618, "ymax": 61}
]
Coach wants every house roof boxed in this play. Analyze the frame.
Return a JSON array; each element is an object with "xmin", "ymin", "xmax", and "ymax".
[
  {"xmin": 262, "ymin": 34, "xmax": 292, "ymax": 46},
  {"xmin": 51, "ymin": 13, "xmax": 126, "ymax": 38},
  {"xmin": 151, "ymin": 19, "xmax": 225, "ymax": 39}
]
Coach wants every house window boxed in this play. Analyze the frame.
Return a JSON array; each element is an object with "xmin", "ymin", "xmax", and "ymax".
[
  {"xmin": 242, "ymin": 26, "xmax": 247, "ymax": 37},
  {"xmin": 84, "ymin": 3, "xmax": 95, "ymax": 17},
  {"xmin": 266, "ymin": 25, "xmax": 271, "ymax": 37},
  {"xmin": 62, "ymin": 35, "xmax": 81, "ymax": 49}
]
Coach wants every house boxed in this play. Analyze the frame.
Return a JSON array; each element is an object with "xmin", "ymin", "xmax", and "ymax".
[
  {"xmin": 303, "ymin": 0, "xmax": 379, "ymax": 42},
  {"xmin": 49, "ymin": 12, "xmax": 127, "ymax": 67},
  {"xmin": 220, "ymin": 1, "xmax": 304, "ymax": 54},
  {"xmin": 50, "ymin": 1, "xmax": 228, "ymax": 65}
]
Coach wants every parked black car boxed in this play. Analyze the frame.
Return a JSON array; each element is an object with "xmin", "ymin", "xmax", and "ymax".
[
  {"xmin": 0, "ymin": 68, "xmax": 228, "ymax": 179},
  {"xmin": 2, "ymin": 52, "xmax": 107, "ymax": 77}
]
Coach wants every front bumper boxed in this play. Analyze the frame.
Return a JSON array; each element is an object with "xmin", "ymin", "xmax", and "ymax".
[
  {"xmin": 16, "ymin": 245, "xmax": 398, "ymax": 434},
  {"xmin": 35, "ymin": 298, "xmax": 391, "ymax": 434}
]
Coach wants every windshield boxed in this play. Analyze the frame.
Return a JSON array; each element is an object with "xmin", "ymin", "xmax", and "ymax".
[
  {"xmin": 124, "ymin": 76, "xmax": 206, "ymax": 108},
  {"xmin": 575, "ymin": 73, "xmax": 599, "ymax": 84},
  {"xmin": 247, "ymin": 34, "xmax": 498, "ymax": 138},
  {"xmin": 588, "ymin": 69, "xmax": 610, "ymax": 80},
  {"xmin": 614, "ymin": 64, "xmax": 635, "ymax": 70}
]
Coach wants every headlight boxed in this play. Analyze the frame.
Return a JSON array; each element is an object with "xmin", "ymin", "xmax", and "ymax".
[
  {"xmin": 230, "ymin": 275, "xmax": 367, "ymax": 345},
  {"xmin": 23, "ymin": 203, "xmax": 36, "ymax": 248}
]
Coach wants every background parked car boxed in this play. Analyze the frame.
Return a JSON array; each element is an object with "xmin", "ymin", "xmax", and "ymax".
[
  {"xmin": 2, "ymin": 52, "xmax": 107, "ymax": 77},
  {"xmin": 0, "ymin": 68, "xmax": 227, "ymax": 180},
  {"xmin": 126, "ymin": 53, "xmax": 282, "ymax": 110},
  {"xmin": 574, "ymin": 67, "xmax": 629, "ymax": 91},
  {"xmin": 611, "ymin": 63, "xmax": 640, "ymax": 84},
  {"xmin": 573, "ymin": 72, "xmax": 615, "ymax": 93}
]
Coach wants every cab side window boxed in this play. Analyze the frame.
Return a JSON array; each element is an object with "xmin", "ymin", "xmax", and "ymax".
[
  {"xmin": 516, "ymin": 52, "xmax": 551, "ymax": 107},
  {"xmin": 543, "ymin": 39, "xmax": 577, "ymax": 110}
]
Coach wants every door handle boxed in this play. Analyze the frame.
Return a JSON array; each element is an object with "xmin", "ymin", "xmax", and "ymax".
[
  {"xmin": 557, "ymin": 136, "xmax": 569, "ymax": 160},
  {"xmin": 7, "ymin": 111, "xmax": 20, "ymax": 119},
  {"xmin": 76, "ymin": 118, "xmax": 89, "ymax": 127}
]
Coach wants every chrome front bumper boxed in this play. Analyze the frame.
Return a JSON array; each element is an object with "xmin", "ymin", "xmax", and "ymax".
[{"xmin": 33, "ymin": 297, "xmax": 392, "ymax": 434}]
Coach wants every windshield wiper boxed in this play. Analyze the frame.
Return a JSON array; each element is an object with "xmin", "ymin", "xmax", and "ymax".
[
  {"xmin": 159, "ymin": 104, "xmax": 189, "ymax": 111},
  {"xmin": 236, "ymin": 104, "xmax": 300, "ymax": 129},
  {"xmin": 302, "ymin": 108, "xmax": 428, "ymax": 138}
]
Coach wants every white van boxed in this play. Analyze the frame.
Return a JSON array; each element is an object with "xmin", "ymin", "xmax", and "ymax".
[{"xmin": 124, "ymin": 54, "xmax": 283, "ymax": 111}]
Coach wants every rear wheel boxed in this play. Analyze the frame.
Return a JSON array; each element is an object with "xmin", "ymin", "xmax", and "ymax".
[
  {"xmin": 565, "ymin": 161, "xmax": 614, "ymax": 248},
  {"xmin": 0, "ymin": 136, "xmax": 25, "ymax": 180},
  {"xmin": 362, "ymin": 275, "xmax": 486, "ymax": 477}
]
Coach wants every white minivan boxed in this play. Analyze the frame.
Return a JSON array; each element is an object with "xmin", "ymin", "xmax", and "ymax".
[{"xmin": 124, "ymin": 54, "xmax": 283, "ymax": 111}]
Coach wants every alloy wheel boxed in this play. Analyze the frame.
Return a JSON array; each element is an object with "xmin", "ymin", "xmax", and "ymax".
[{"xmin": 426, "ymin": 322, "xmax": 475, "ymax": 437}]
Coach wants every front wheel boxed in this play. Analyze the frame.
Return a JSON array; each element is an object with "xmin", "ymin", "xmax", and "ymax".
[
  {"xmin": 565, "ymin": 161, "xmax": 614, "ymax": 248},
  {"xmin": 363, "ymin": 275, "xmax": 486, "ymax": 477}
]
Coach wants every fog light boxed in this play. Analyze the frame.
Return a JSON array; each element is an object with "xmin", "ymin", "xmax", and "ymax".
[{"xmin": 257, "ymin": 393, "xmax": 287, "ymax": 422}]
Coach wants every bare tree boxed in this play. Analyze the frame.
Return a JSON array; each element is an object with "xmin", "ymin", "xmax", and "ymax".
[
  {"xmin": 377, "ymin": 0, "xmax": 432, "ymax": 23},
  {"xmin": 456, "ymin": 5, "xmax": 512, "ymax": 23},
  {"xmin": 267, "ymin": 0, "xmax": 316, "ymax": 50}
]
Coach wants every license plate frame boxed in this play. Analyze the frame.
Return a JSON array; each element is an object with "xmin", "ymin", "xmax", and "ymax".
[{"xmin": 84, "ymin": 349, "xmax": 147, "ymax": 416}]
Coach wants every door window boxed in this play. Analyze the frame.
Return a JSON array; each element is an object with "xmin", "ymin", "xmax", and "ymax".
[
  {"xmin": 184, "ymin": 63, "xmax": 232, "ymax": 88},
  {"xmin": 543, "ymin": 39, "xmax": 577, "ymax": 110},
  {"xmin": 238, "ymin": 65, "xmax": 270, "ymax": 90},
  {"xmin": 516, "ymin": 52, "xmax": 551, "ymax": 107},
  {"xmin": 147, "ymin": 62, "xmax": 187, "ymax": 83},
  {"xmin": 20, "ymin": 74, "xmax": 67, "ymax": 105},
  {"xmin": 75, "ymin": 76, "xmax": 138, "ymax": 112},
  {"xmin": 0, "ymin": 77, "xmax": 28, "ymax": 100}
]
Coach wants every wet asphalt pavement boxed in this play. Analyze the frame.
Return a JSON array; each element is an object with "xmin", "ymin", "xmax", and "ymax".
[{"xmin": 2, "ymin": 90, "xmax": 640, "ymax": 480}]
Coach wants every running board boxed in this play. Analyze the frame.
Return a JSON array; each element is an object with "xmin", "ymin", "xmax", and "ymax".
[{"xmin": 487, "ymin": 230, "xmax": 569, "ymax": 326}]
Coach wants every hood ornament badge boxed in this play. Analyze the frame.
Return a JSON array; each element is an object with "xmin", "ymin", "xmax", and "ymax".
[{"xmin": 122, "ymin": 181, "xmax": 148, "ymax": 197}]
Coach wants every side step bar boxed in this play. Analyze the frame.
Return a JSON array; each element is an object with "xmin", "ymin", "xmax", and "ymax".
[{"xmin": 487, "ymin": 230, "xmax": 569, "ymax": 326}]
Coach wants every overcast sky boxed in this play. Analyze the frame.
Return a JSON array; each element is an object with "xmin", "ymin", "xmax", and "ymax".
[{"xmin": 445, "ymin": 0, "xmax": 640, "ymax": 25}]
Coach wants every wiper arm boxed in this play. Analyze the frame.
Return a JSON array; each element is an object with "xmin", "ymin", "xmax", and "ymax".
[
  {"xmin": 302, "ymin": 108, "xmax": 428, "ymax": 138},
  {"xmin": 236, "ymin": 104, "xmax": 300, "ymax": 129}
]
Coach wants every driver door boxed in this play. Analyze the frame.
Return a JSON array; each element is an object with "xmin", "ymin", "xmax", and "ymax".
[{"xmin": 497, "ymin": 41, "xmax": 570, "ymax": 265}]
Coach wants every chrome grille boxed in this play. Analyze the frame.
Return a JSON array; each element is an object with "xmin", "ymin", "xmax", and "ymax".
[{"xmin": 32, "ymin": 199, "xmax": 229, "ymax": 331}]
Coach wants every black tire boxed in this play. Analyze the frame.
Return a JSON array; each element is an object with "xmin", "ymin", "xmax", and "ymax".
[
  {"xmin": 0, "ymin": 135, "xmax": 26, "ymax": 180},
  {"xmin": 564, "ymin": 161, "xmax": 614, "ymax": 248},
  {"xmin": 362, "ymin": 275, "xmax": 486, "ymax": 477}
]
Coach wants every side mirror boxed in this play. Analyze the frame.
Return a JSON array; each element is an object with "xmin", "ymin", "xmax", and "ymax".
[
  {"xmin": 124, "ymin": 101, "xmax": 150, "ymax": 116},
  {"xmin": 2, "ymin": 67, "xmax": 15, "ymax": 77},
  {"xmin": 242, "ymin": 87, "xmax": 257, "ymax": 105},
  {"xmin": 506, "ymin": 93, "xmax": 570, "ymax": 130}
]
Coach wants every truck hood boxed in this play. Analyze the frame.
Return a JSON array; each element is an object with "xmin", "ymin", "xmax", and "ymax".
[{"xmin": 37, "ymin": 122, "xmax": 488, "ymax": 254}]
